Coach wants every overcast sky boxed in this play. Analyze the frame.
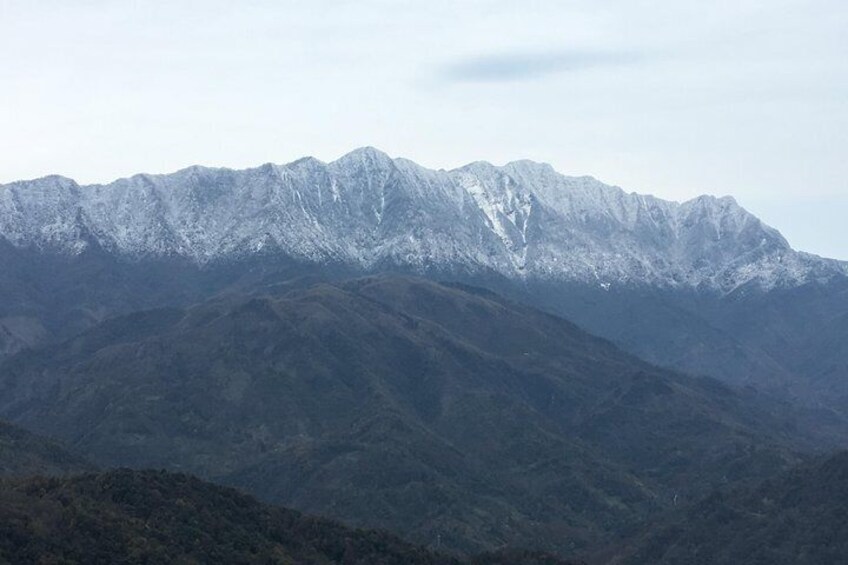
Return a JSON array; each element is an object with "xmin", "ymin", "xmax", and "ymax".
[{"xmin": 2, "ymin": 0, "xmax": 846, "ymax": 258}]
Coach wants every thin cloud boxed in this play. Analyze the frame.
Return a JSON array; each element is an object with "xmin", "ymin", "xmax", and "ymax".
[{"xmin": 440, "ymin": 50, "xmax": 642, "ymax": 83}]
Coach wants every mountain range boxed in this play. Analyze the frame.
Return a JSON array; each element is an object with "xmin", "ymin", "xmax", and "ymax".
[
  {"xmin": 2, "ymin": 148, "xmax": 848, "ymax": 561},
  {"xmin": 0, "ymin": 276, "xmax": 815, "ymax": 555},
  {"xmin": 2, "ymin": 148, "xmax": 847, "ymax": 418},
  {"xmin": 1, "ymin": 147, "xmax": 844, "ymax": 290}
]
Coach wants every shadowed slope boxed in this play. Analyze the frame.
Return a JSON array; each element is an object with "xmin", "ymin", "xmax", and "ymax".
[
  {"xmin": 0, "ymin": 419, "xmax": 93, "ymax": 477},
  {"xmin": 0, "ymin": 468, "xmax": 579, "ymax": 565},
  {"xmin": 617, "ymin": 451, "xmax": 848, "ymax": 565},
  {"xmin": 0, "ymin": 276, "xmax": 806, "ymax": 554}
]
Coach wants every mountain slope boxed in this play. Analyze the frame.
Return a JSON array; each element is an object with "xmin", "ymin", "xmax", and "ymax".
[
  {"xmin": 0, "ymin": 468, "xmax": 578, "ymax": 565},
  {"xmin": 617, "ymin": 451, "xmax": 848, "ymax": 565},
  {"xmin": 787, "ymin": 307, "xmax": 848, "ymax": 407},
  {"xmin": 0, "ymin": 419, "xmax": 93, "ymax": 477},
  {"xmin": 0, "ymin": 277, "xmax": 807, "ymax": 555},
  {"xmin": 522, "ymin": 277, "xmax": 848, "ymax": 416}
]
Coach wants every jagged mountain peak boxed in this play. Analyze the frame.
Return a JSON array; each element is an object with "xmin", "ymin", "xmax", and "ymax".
[
  {"xmin": 6, "ymin": 174, "xmax": 78, "ymax": 191},
  {"xmin": 456, "ymin": 159, "xmax": 497, "ymax": 171},
  {"xmin": 503, "ymin": 159, "xmax": 558, "ymax": 177},
  {"xmin": 285, "ymin": 155, "xmax": 326, "ymax": 169},
  {"xmin": 331, "ymin": 146, "xmax": 395, "ymax": 169},
  {"xmin": 0, "ymin": 149, "xmax": 844, "ymax": 292},
  {"xmin": 686, "ymin": 193, "xmax": 738, "ymax": 205}
]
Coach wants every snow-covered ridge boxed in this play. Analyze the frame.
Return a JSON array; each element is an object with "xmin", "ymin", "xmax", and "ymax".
[{"xmin": 1, "ymin": 147, "xmax": 845, "ymax": 292}]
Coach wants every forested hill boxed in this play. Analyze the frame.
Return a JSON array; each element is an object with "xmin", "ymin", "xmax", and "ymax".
[
  {"xmin": 617, "ymin": 451, "xmax": 848, "ymax": 564},
  {"xmin": 0, "ymin": 468, "xmax": 582, "ymax": 565}
]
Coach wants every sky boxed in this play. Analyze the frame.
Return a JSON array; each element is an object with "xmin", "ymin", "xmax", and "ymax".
[{"xmin": 1, "ymin": 0, "xmax": 846, "ymax": 259}]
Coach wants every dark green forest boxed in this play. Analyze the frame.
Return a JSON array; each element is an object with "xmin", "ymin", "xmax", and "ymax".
[
  {"xmin": 616, "ymin": 451, "xmax": 848, "ymax": 564},
  {"xmin": 0, "ymin": 468, "xmax": 580, "ymax": 565},
  {"xmin": 0, "ymin": 278, "xmax": 845, "ymax": 563}
]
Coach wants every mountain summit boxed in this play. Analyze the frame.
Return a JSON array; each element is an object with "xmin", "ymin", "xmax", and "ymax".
[{"xmin": 2, "ymin": 148, "xmax": 844, "ymax": 293}]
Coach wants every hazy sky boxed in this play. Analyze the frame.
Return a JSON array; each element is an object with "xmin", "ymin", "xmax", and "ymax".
[{"xmin": 2, "ymin": 1, "xmax": 846, "ymax": 258}]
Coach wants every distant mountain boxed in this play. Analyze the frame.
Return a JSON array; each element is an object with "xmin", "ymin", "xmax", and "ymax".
[
  {"xmin": 0, "ymin": 468, "xmax": 580, "ymax": 565},
  {"xmin": 0, "ymin": 419, "xmax": 93, "ymax": 477},
  {"xmin": 616, "ymin": 451, "xmax": 848, "ymax": 565},
  {"xmin": 2, "ymin": 149, "xmax": 847, "ymax": 418},
  {"xmin": 525, "ymin": 274, "xmax": 848, "ymax": 417},
  {"xmin": 0, "ymin": 277, "xmax": 808, "ymax": 555},
  {"xmin": 1, "ymin": 147, "xmax": 843, "ymax": 292}
]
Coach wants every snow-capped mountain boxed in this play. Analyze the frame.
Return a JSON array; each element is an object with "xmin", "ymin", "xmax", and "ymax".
[{"xmin": 1, "ymin": 147, "xmax": 844, "ymax": 292}]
